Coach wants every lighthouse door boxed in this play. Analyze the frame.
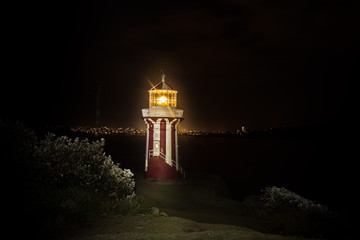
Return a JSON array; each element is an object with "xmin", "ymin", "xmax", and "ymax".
[
  {"xmin": 153, "ymin": 140, "xmax": 160, "ymax": 156},
  {"xmin": 153, "ymin": 121, "xmax": 161, "ymax": 157}
]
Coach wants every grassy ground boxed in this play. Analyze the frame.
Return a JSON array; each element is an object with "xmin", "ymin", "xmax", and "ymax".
[
  {"xmin": 63, "ymin": 215, "xmax": 311, "ymax": 240},
  {"xmin": 134, "ymin": 173, "xmax": 326, "ymax": 237},
  {"xmin": 56, "ymin": 173, "xmax": 327, "ymax": 240},
  {"xmin": 135, "ymin": 173, "xmax": 254, "ymax": 226}
]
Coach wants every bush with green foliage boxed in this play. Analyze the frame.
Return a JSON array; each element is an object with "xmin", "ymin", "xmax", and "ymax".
[
  {"xmin": 261, "ymin": 186, "xmax": 329, "ymax": 216},
  {"xmin": 33, "ymin": 133, "xmax": 135, "ymax": 200},
  {"xmin": 1, "ymin": 120, "xmax": 153, "ymax": 220}
]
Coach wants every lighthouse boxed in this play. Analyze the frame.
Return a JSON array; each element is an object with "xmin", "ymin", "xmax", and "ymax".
[{"xmin": 142, "ymin": 72, "xmax": 185, "ymax": 179}]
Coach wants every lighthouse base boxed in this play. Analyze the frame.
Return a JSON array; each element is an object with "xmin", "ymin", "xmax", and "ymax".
[{"xmin": 145, "ymin": 157, "xmax": 184, "ymax": 180}]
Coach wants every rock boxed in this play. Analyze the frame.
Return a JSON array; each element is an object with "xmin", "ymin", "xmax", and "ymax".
[{"xmin": 151, "ymin": 207, "xmax": 160, "ymax": 215}]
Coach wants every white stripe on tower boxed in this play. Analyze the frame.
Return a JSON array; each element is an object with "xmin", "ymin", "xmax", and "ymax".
[
  {"xmin": 166, "ymin": 119, "xmax": 177, "ymax": 166},
  {"xmin": 146, "ymin": 118, "xmax": 156, "ymax": 169},
  {"xmin": 144, "ymin": 119, "xmax": 149, "ymax": 171}
]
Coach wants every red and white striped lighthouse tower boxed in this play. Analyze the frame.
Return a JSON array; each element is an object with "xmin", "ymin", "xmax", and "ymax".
[{"xmin": 142, "ymin": 72, "xmax": 185, "ymax": 180}]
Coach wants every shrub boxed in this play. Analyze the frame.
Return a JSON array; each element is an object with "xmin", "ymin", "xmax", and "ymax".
[
  {"xmin": 1, "ymin": 122, "xmax": 152, "ymax": 237},
  {"xmin": 261, "ymin": 186, "xmax": 329, "ymax": 217},
  {"xmin": 33, "ymin": 133, "xmax": 135, "ymax": 200},
  {"xmin": 34, "ymin": 186, "xmax": 153, "ymax": 217}
]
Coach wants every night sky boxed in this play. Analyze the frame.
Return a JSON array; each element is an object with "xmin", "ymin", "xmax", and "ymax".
[{"xmin": 2, "ymin": 0, "xmax": 357, "ymax": 131}]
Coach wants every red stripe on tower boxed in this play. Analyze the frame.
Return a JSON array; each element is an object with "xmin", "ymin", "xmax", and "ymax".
[
  {"xmin": 171, "ymin": 120, "xmax": 176, "ymax": 163},
  {"xmin": 160, "ymin": 119, "xmax": 166, "ymax": 156}
]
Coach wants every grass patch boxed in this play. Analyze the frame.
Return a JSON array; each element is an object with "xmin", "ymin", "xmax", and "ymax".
[
  {"xmin": 100, "ymin": 196, "xmax": 154, "ymax": 216},
  {"xmin": 23, "ymin": 185, "xmax": 154, "ymax": 239},
  {"xmin": 135, "ymin": 174, "xmax": 339, "ymax": 239},
  {"xmin": 65, "ymin": 215, "xmax": 313, "ymax": 240}
]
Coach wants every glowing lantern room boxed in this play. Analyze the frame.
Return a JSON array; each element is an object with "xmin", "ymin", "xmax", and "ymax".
[{"xmin": 149, "ymin": 73, "xmax": 177, "ymax": 107}]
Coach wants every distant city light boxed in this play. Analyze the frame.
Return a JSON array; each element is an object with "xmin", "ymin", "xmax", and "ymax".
[
  {"xmin": 70, "ymin": 126, "xmax": 146, "ymax": 135},
  {"xmin": 70, "ymin": 126, "xmax": 252, "ymax": 137}
]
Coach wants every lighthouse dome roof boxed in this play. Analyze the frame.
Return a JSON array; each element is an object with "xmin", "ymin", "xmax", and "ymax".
[
  {"xmin": 150, "ymin": 81, "xmax": 175, "ymax": 91},
  {"xmin": 149, "ymin": 72, "xmax": 176, "ymax": 91}
]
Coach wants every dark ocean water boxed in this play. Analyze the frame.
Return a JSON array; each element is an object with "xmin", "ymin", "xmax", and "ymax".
[{"xmin": 102, "ymin": 133, "xmax": 356, "ymax": 214}]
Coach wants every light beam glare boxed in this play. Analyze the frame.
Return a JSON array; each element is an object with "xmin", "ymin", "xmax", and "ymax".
[{"xmin": 145, "ymin": 75, "xmax": 155, "ymax": 88}]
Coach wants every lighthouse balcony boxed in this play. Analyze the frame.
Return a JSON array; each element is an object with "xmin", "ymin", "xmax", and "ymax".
[{"xmin": 142, "ymin": 106, "xmax": 183, "ymax": 118}]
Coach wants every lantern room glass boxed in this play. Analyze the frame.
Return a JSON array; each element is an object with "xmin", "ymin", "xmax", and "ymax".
[{"xmin": 149, "ymin": 90, "xmax": 177, "ymax": 107}]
